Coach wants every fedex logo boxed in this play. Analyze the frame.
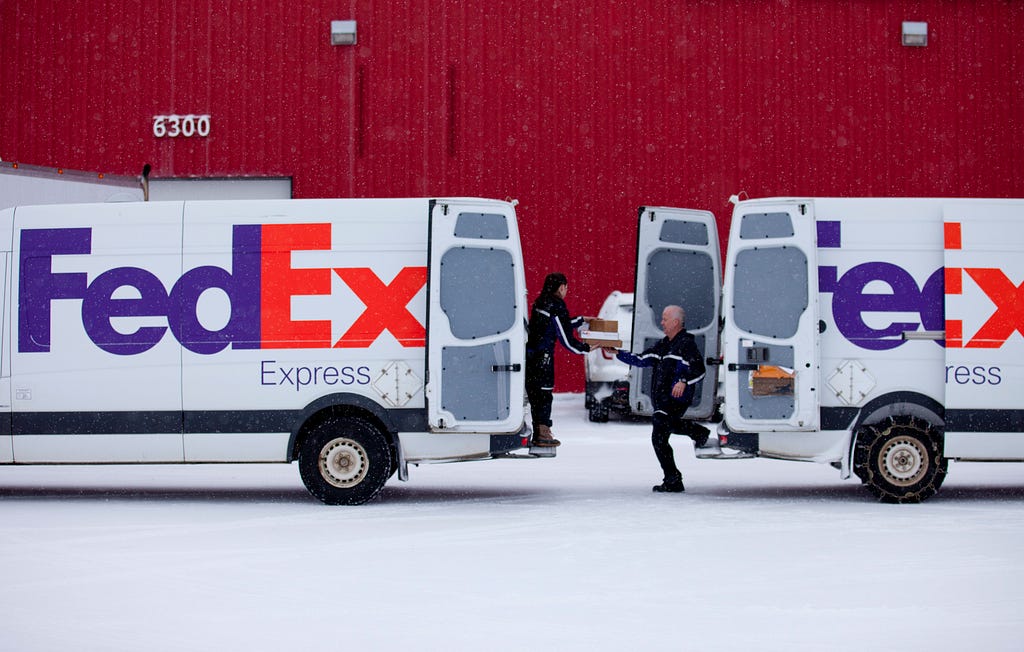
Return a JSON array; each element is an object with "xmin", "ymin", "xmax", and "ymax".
[
  {"xmin": 18, "ymin": 224, "xmax": 427, "ymax": 356},
  {"xmin": 817, "ymin": 220, "xmax": 1024, "ymax": 350},
  {"xmin": 944, "ymin": 221, "xmax": 1024, "ymax": 349}
]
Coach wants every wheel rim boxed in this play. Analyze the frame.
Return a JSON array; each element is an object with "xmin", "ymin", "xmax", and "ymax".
[
  {"xmin": 318, "ymin": 437, "xmax": 370, "ymax": 488},
  {"xmin": 877, "ymin": 436, "xmax": 928, "ymax": 487}
]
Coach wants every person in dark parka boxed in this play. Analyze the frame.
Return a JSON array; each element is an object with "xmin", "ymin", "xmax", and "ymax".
[
  {"xmin": 615, "ymin": 304, "xmax": 710, "ymax": 492},
  {"xmin": 526, "ymin": 272, "xmax": 591, "ymax": 447}
]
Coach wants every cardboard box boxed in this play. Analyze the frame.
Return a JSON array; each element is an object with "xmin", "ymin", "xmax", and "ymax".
[
  {"xmin": 581, "ymin": 319, "xmax": 621, "ymax": 348},
  {"xmin": 582, "ymin": 336, "xmax": 622, "ymax": 348},
  {"xmin": 587, "ymin": 319, "xmax": 618, "ymax": 333},
  {"xmin": 751, "ymin": 365, "xmax": 795, "ymax": 397}
]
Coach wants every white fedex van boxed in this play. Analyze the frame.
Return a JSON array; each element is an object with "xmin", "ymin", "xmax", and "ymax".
[
  {"xmin": 632, "ymin": 199, "xmax": 1024, "ymax": 502},
  {"xmin": 0, "ymin": 198, "xmax": 534, "ymax": 504}
]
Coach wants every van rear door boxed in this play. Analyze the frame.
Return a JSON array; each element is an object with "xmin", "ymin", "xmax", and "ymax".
[
  {"xmin": 721, "ymin": 200, "xmax": 820, "ymax": 431},
  {"xmin": 425, "ymin": 200, "xmax": 526, "ymax": 433},
  {"xmin": 631, "ymin": 207, "xmax": 721, "ymax": 419}
]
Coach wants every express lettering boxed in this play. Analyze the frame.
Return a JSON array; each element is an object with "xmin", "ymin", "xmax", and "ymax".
[
  {"xmin": 260, "ymin": 360, "xmax": 372, "ymax": 391},
  {"xmin": 18, "ymin": 225, "xmax": 426, "ymax": 355},
  {"xmin": 945, "ymin": 364, "xmax": 1002, "ymax": 386}
]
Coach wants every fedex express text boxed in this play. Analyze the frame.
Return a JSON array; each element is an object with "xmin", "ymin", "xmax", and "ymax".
[{"xmin": 18, "ymin": 223, "xmax": 427, "ymax": 356}]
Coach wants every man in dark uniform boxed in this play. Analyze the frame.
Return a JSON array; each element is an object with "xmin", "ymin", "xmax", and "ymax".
[
  {"xmin": 616, "ymin": 305, "xmax": 710, "ymax": 492},
  {"xmin": 526, "ymin": 272, "xmax": 591, "ymax": 447}
]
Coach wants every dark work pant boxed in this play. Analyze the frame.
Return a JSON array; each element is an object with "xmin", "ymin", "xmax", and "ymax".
[
  {"xmin": 651, "ymin": 408, "xmax": 707, "ymax": 483},
  {"xmin": 527, "ymin": 384, "xmax": 553, "ymax": 428},
  {"xmin": 526, "ymin": 351, "xmax": 554, "ymax": 428}
]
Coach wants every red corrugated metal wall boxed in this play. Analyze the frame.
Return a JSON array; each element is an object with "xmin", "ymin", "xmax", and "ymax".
[{"xmin": 3, "ymin": 0, "xmax": 1023, "ymax": 389}]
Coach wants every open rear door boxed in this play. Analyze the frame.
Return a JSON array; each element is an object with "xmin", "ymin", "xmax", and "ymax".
[
  {"xmin": 426, "ymin": 200, "xmax": 526, "ymax": 433},
  {"xmin": 631, "ymin": 207, "xmax": 721, "ymax": 419},
  {"xmin": 722, "ymin": 200, "xmax": 819, "ymax": 431}
]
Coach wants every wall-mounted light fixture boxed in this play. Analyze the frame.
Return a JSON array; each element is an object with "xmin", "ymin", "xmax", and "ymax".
[
  {"xmin": 331, "ymin": 20, "xmax": 357, "ymax": 46},
  {"xmin": 902, "ymin": 21, "xmax": 927, "ymax": 47}
]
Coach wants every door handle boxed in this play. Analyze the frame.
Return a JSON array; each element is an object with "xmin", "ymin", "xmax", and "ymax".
[
  {"xmin": 491, "ymin": 363, "xmax": 522, "ymax": 372},
  {"xmin": 727, "ymin": 363, "xmax": 759, "ymax": 371}
]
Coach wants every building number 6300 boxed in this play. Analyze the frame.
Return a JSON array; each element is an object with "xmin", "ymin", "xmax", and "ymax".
[{"xmin": 153, "ymin": 114, "xmax": 211, "ymax": 138}]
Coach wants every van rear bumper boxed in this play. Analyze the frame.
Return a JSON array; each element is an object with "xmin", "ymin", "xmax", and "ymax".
[
  {"xmin": 716, "ymin": 424, "xmax": 759, "ymax": 455},
  {"xmin": 490, "ymin": 424, "xmax": 532, "ymax": 455}
]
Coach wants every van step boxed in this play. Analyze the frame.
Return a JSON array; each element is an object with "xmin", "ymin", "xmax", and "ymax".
[
  {"xmin": 694, "ymin": 438, "xmax": 756, "ymax": 460},
  {"xmin": 495, "ymin": 446, "xmax": 557, "ymax": 459},
  {"xmin": 528, "ymin": 445, "xmax": 558, "ymax": 458}
]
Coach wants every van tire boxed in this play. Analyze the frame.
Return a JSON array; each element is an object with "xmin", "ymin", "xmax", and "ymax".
[
  {"xmin": 588, "ymin": 402, "xmax": 610, "ymax": 423},
  {"xmin": 853, "ymin": 416, "xmax": 947, "ymax": 504},
  {"xmin": 299, "ymin": 416, "xmax": 392, "ymax": 505}
]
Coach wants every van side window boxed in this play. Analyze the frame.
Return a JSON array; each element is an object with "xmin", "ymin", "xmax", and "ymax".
[
  {"xmin": 659, "ymin": 219, "xmax": 709, "ymax": 246},
  {"xmin": 454, "ymin": 213, "xmax": 509, "ymax": 240},
  {"xmin": 740, "ymin": 212, "xmax": 794, "ymax": 239},
  {"xmin": 733, "ymin": 246, "xmax": 808, "ymax": 338},
  {"xmin": 440, "ymin": 247, "xmax": 516, "ymax": 338},
  {"xmin": 645, "ymin": 249, "xmax": 716, "ymax": 330}
]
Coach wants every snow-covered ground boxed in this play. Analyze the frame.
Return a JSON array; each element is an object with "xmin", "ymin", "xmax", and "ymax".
[{"xmin": 2, "ymin": 394, "xmax": 1023, "ymax": 651}]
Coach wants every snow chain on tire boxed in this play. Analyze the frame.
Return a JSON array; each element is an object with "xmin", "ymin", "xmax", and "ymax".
[{"xmin": 853, "ymin": 415, "xmax": 948, "ymax": 504}]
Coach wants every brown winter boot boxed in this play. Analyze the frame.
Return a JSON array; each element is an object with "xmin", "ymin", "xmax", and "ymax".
[{"xmin": 532, "ymin": 424, "xmax": 561, "ymax": 447}]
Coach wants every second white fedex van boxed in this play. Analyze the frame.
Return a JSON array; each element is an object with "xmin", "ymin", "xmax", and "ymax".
[{"xmin": 630, "ymin": 198, "xmax": 1024, "ymax": 503}]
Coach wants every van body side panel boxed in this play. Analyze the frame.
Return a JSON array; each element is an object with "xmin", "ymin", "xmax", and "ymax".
[
  {"xmin": 178, "ymin": 199, "xmax": 429, "ymax": 462},
  {"xmin": 814, "ymin": 199, "xmax": 946, "ymax": 416},
  {"xmin": 11, "ymin": 202, "xmax": 186, "ymax": 462},
  {"xmin": 0, "ymin": 243, "xmax": 12, "ymax": 463},
  {"xmin": 943, "ymin": 202, "xmax": 1024, "ymax": 460}
]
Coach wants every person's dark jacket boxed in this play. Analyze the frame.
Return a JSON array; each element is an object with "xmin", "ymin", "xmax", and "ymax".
[
  {"xmin": 616, "ymin": 330, "xmax": 705, "ymax": 412},
  {"xmin": 526, "ymin": 294, "xmax": 590, "ymax": 359}
]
